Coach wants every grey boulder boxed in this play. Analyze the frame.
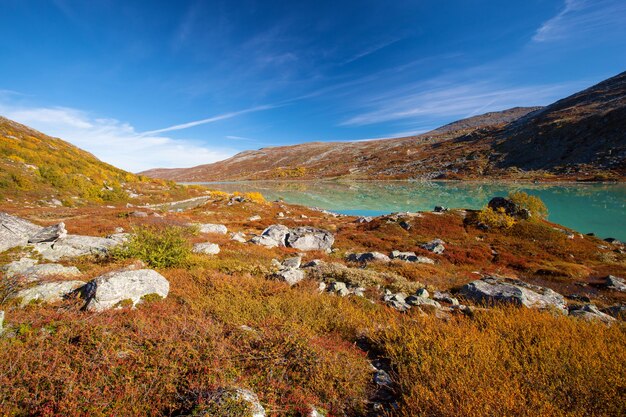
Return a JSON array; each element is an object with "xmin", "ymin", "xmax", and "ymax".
[
  {"xmin": 193, "ymin": 242, "xmax": 220, "ymax": 255},
  {"xmin": 32, "ymin": 235, "xmax": 122, "ymax": 261},
  {"xmin": 0, "ymin": 212, "xmax": 42, "ymax": 253},
  {"xmin": 250, "ymin": 224, "xmax": 290, "ymax": 248},
  {"xmin": 604, "ymin": 275, "xmax": 626, "ymax": 292},
  {"xmin": 197, "ymin": 223, "xmax": 228, "ymax": 234},
  {"xmin": 420, "ymin": 239, "xmax": 445, "ymax": 254},
  {"xmin": 286, "ymin": 227, "xmax": 334, "ymax": 251},
  {"xmin": 459, "ymin": 276, "xmax": 567, "ymax": 313},
  {"xmin": 28, "ymin": 222, "xmax": 67, "ymax": 243},
  {"xmin": 569, "ymin": 304, "xmax": 615, "ymax": 324},
  {"xmin": 347, "ymin": 252, "xmax": 391, "ymax": 263},
  {"xmin": 15, "ymin": 280, "xmax": 86, "ymax": 306},
  {"xmin": 82, "ymin": 269, "xmax": 170, "ymax": 312},
  {"xmin": 390, "ymin": 251, "xmax": 435, "ymax": 264},
  {"xmin": 273, "ymin": 268, "xmax": 305, "ymax": 286}
]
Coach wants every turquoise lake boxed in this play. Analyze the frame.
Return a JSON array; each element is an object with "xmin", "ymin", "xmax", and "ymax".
[{"xmin": 198, "ymin": 181, "xmax": 626, "ymax": 241}]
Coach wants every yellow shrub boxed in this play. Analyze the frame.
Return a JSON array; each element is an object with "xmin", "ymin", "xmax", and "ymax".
[
  {"xmin": 477, "ymin": 207, "xmax": 516, "ymax": 229},
  {"xmin": 508, "ymin": 191, "xmax": 548, "ymax": 219},
  {"xmin": 243, "ymin": 192, "xmax": 266, "ymax": 204}
]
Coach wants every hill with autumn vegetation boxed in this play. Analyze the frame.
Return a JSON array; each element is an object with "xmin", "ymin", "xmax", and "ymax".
[
  {"xmin": 142, "ymin": 71, "xmax": 626, "ymax": 182},
  {"xmin": 0, "ymin": 116, "xmax": 205, "ymax": 206}
]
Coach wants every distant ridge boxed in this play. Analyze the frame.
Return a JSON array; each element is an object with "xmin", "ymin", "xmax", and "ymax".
[{"xmin": 141, "ymin": 72, "xmax": 626, "ymax": 182}]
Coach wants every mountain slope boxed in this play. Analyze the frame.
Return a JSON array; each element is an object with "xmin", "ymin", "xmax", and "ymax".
[
  {"xmin": 142, "ymin": 72, "xmax": 626, "ymax": 182},
  {"xmin": 0, "ymin": 116, "xmax": 194, "ymax": 205}
]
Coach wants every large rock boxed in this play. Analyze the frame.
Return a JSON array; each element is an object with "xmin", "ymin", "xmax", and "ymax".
[
  {"xmin": 0, "ymin": 212, "xmax": 42, "ymax": 253},
  {"xmin": 2, "ymin": 258, "xmax": 81, "ymax": 281},
  {"xmin": 459, "ymin": 276, "xmax": 567, "ymax": 313},
  {"xmin": 193, "ymin": 242, "xmax": 221, "ymax": 255},
  {"xmin": 420, "ymin": 239, "xmax": 445, "ymax": 254},
  {"xmin": 82, "ymin": 269, "xmax": 170, "ymax": 312},
  {"xmin": 250, "ymin": 224, "xmax": 290, "ymax": 248},
  {"xmin": 286, "ymin": 227, "xmax": 334, "ymax": 251},
  {"xmin": 197, "ymin": 223, "xmax": 228, "ymax": 234},
  {"xmin": 28, "ymin": 222, "xmax": 67, "ymax": 243},
  {"xmin": 569, "ymin": 304, "xmax": 615, "ymax": 324},
  {"xmin": 347, "ymin": 252, "xmax": 391, "ymax": 263},
  {"xmin": 32, "ymin": 235, "xmax": 122, "ymax": 261},
  {"xmin": 15, "ymin": 280, "xmax": 86, "ymax": 306},
  {"xmin": 488, "ymin": 197, "xmax": 530, "ymax": 219},
  {"xmin": 603, "ymin": 275, "xmax": 626, "ymax": 292},
  {"xmin": 390, "ymin": 251, "xmax": 435, "ymax": 264},
  {"xmin": 273, "ymin": 268, "xmax": 305, "ymax": 286}
]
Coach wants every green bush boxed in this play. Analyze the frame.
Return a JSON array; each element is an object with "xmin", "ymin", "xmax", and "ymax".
[{"xmin": 110, "ymin": 225, "xmax": 193, "ymax": 268}]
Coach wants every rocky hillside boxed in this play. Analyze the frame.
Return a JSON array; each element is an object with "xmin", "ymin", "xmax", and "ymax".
[
  {"xmin": 142, "ymin": 72, "xmax": 626, "ymax": 182},
  {"xmin": 0, "ymin": 116, "xmax": 203, "ymax": 206}
]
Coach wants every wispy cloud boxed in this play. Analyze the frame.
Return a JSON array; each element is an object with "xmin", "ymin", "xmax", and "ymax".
[
  {"xmin": 140, "ymin": 105, "xmax": 276, "ymax": 136},
  {"xmin": 341, "ymin": 38, "xmax": 403, "ymax": 65},
  {"xmin": 340, "ymin": 79, "xmax": 578, "ymax": 127},
  {"xmin": 533, "ymin": 0, "xmax": 626, "ymax": 42},
  {"xmin": 0, "ymin": 103, "xmax": 236, "ymax": 172}
]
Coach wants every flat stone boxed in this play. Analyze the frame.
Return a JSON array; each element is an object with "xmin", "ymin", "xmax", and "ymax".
[
  {"xmin": 273, "ymin": 268, "xmax": 305, "ymax": 286},
  {"xmin": 347, "ymin": 252, "xmax": 391, "ymax": 263},
  {"xmin": 569, "ymin": 304, "xmax": 615, "ymax": 324},
  {"xmin": 0, "ymin": 212, "xmax": 42, "ymax": 253},
  {"xmin": 32, "ymin": 235, "xmax": 122, "ymax": 261},
  {"xmin": 406, "ymin": 295, "xmax": 441, "ymax": 308},
  {"xmin": 193, "ymin": 242, "xmax": 220, "ymax": 255},
  {"xmin": 433, "ymin": 291, "xmax": 460, "ymax": 306},
  {"xmin": 281, "ymin": 256, "xmax": 302, "ymax": 269},
  {"xmin": 28, "ymin": 222, "xmax": 66, "ymax": 243},
  {"xmin": 82, "ymin": 269, "xmax": 170, "ymax": 312},
  {"xmin": 230, "ymin": 232, "xmax": 247, "ymax": 243},
  {"xmin": 15, "ymin": 280, "xmax": 86, "ymax": 306},
  {"xmin": 459, "ymin": 276, "xmax": 567, "ymax": 313},
  {"xmin": 286, "ymin": 227, "xmax": 334, "ymax": 251},
  {"xmin": 248, "ymin": 215, "xmax": 262, "ymax": 221},
  {"xmin": 197, "ymin": 223, "xmax": 228, "ymax": 234}
]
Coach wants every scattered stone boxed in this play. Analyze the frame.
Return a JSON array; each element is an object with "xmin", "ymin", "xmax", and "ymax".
[
  {"xmin": 281, "ymin": 256, "xmax": 302, "ymax": 269},
  {"xmin": 355, "ymin": 216, "xmax": 372, "ymax": 223},
  {"xmin": 0, "ymin": 212, "xmax": 43, "ymax": 253},
  {"xmin": 603, "ymin": 275, "xmax": 626, "ymax": 292},
  {"xmin": 0, "ymin": 310, "xmax": 4, "ymax": 334},
  {"xmin": 434, "ymin": 206, "xmax": 448, "ymax": 213},
  {"xmin": 308, "ymin": 406, "xmax": 327, "ymax": 417},
  {"xmin": 303, "ymin": 259, "xmax": 323, "ymax": 268},
  {"xmin": 569, "ymin": 304, "xmax": 615, "ymax": 324},
  {"xmin": 82, "ymin": 269, "xmax": 170, "ymax": 312},
  {"xmin": 414, "ymin": 288, "xmax": 429, "ymax": 298},
  {"xmin": 15, "ymin": 280, "xmax": 86, "ymax": 306},
  {"xmin": 250, "ymin": 224, "xmax": 290, "ymax": 248},
  {"xmin": 328, "ymin": 281, "xmax": 350, "ymax": 297},
  {"xmin": 384, "ymin": 292, "xmax": 410, "ymax": 311},
  {"xmin": 28, "ymin": 222, "xmax": 67, "ymax": 243},
  {"xmin": 398, "ymin": 220, "xmax": 412, "ymax": 231},
  {"xmin": 248, "ymin": 215, "xmax": 262, "ymax": 221},
  {"xmin": 459, "ymin": 276, "xmax": 567, "ymax": 313},
  {"xmin": 107, "ymin": 233, "xmax": 131, "ymax": 243},
  {"xmin": 604, "ymin": 237, "xmax": 622, "ymax": 245},
  {"xmin": 193, "ymin": 242, "xmax": 221, "ymax": 255},
  {"xmin": 277, "ymin": 212, "xmax": 285, "ymax": 218},
  {"xmin": 1, "ymin": 257, "xmax": 38, "ymax": 277},
  {"xmin": 432, "ymin": 291, "xmax": 460, "ymax": 306},
  {"xmin": 317, "ymin": 282, "xmax": 327, "ymax": 292},
  {"xmin": 32, "ymin": 235, "xmax": 122, "ymax": 261},
  {"xmin": 406, "ymin": 295, "xmax": 441, "ymax": 308},
  {"xmin": 130, "ymin": 211, "xmax": 148, "ymax": 218},
  {"xmin": 390, "ymin": 250, "xmax": 435, "ymax": 264},
  {"xmin": 273, "ymin": 268, "xmax": 305, "ymax": 286},
  {"xmin": 420, "ymin": 239, "xmax": 445, "ymax": 254},
  {"xmin": 114, "ymin": 227, "xmax": 125, "ymax": 233},
  {"xmin": 567, "ymin": 294, "xmax": 591, "ymax": 303},
  {"xmin": 602, "ymin": 304, "xmax": 626, "ymax": 319},
  {"xmin": 347, "ymin": 252, "xmax": 391, "ymax": 263},
  {"xmin": 197, "ymin": 223, "xmax": 228, "ymax": 234},
  {"xmin": 230, "ymin": 232, "xmax": 247, "ymax": 243},
  {"xmin": 286, "ymin": 227, "xmax": 334, "ymax": 251}
]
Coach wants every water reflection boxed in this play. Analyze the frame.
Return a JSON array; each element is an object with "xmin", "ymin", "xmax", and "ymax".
[{"xmin": 194, "ymin": 181, "xmax": 626, "ymax": 240}]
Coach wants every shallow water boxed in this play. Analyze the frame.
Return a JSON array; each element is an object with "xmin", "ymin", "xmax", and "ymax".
[{"xmin": 197, "ymin": 181, "xmax": 626, "ymax": 240}]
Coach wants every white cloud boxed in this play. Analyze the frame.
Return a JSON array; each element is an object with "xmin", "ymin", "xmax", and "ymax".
[
  {"xmin": 533, "ymin": 0, "xmax": 626, "ymax": 42},
  {"xmin": 340, "ymin": 80, "xmax": 576, "ymax": 127},
  {"xmin": 0, "ymin": 104, "xmax": 236, "ymax": 173}
]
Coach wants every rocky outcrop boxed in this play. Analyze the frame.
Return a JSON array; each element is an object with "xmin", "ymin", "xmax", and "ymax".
[
  {"xmin": 390, "ymin": 251, "xmax": 435, "ymax": 264},
  {"xmin": 487, "ymin": 197, "xmax": 531, "ymax": 219},
  {"xmin": 272, "ymin": 256, "xmax": 305, "ymax": 286},
  {"xmin": 420, "ymin": 239, "xmax": 445, "ymax": 254},
  {"xmin": 28, "ymin": 222, "xmax": 67, "ymax": 243},
  {"xmin": 15, "ymin": 280, "xmax": 86, "ymax": 306},
  {"xmin": 347, "ymin": 252, "xmax": 391, "ymax": 263},
  {"xmin": 33, "ymin": 235, "xmax": 122, "ymax": 261},
  {"xmin": 603, "ymin": 275, "xmax": 626, "ymax": 292},
  {"xmin": 3, "ymin": 259, "xmax": 81, "ymax": 282},
  {"xmin": 197, "ymin": 223, "xmax": 228, "ymax": 234},
  {"xmin": 569, "ymin": 304, "xmax": 615, "ymax": 324},
  {"xmin": 0, "ymin": 212, "xmax": 42, "ymax": 252},
  {"xmin": 82, "ymin": 269, "xmax": 170, "ymax": 312},
  {"xmin": 193, "ymin": 242, "xmax": 220, "ymax": 255},
  {"xmin": 459, "ymin": 276, "xmax": 567, "ymax": 313},
  {"xmin": 251, "ymin": 225, "xmax": 334, "ymax": 251}
]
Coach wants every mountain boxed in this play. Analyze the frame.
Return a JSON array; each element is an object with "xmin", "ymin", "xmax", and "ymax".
[
  {"xmin": 142, "ymin": 72, "xmax": 626, "ymax": 182},
  {"xmin": 0, "ymin": 116, "xmax": 187, "ymax": 205}
]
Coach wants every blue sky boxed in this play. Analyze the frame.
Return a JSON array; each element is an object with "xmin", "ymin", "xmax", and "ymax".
[{"xmin": 1, "ymin": 0, "xmax": 625, "ymax": 171}]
